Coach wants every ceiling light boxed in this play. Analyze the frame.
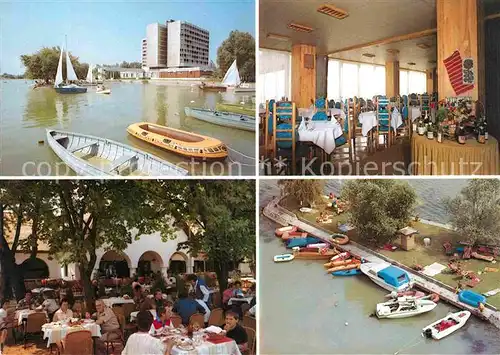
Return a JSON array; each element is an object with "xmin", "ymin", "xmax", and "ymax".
[
  {"xmin": 417, "ymin": 43, "xmax": 431, "ymax": 49},
  {"xmin": 386, "ymin": 49, "xmax": 400, "ymax": 54},
  {"xmin": 362, "ymin": 53, "xmax": 375, "ymax": 58},
  {"xmin": 317, "ymin": 4, "xmax": 349, "ymax": 19},
  {"xmin": 267, "ymin": 33, "xmax": 291, "ymax": 41},
  {"xmin": 407, "ymin": 62, "xmax": 416, "ymax": 66},
  {"xmin": 288, "ymin": 22, "xmax": 314, "ymax": 33}
]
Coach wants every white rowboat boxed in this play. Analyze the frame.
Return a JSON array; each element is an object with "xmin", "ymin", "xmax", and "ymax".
[
  {"xmin": 46, "ymin": 129, "xmax": 188, "ymax": 176},
  {"xmin": 185, "ymin": 107, "xmax": 255, "ymax": 132},
  {"xmin": 274, "ymin": 254, "xmax": 294, "ymax": 263}
]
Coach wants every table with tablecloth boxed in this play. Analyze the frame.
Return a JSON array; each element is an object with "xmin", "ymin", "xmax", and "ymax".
[
  {"xmin": 102, "ymin": 297, "xmax": 135, "ymax": 308},
  {"xmin": 298, "ymin": 107, "xmax": 346, "ymax": 120},
  {"xmin": 130, "ymin": 309, "xmax": 157, "ymax": 322},
  {"xmin": 410, "ymin": 107, "xmax": 421, "ymax": 121},
  {"xmin": 15, "ymin": 310, "xmax": 45, "ymax": 326},
  {"xmin": 411, "ymin": 134, "xmax": 499, "ymax": 175},
  {"xmin": 297, "ymin": 121, "xmax": 344, "ymax": 154},
  {"xmin": 41, "ymin": 321, "xmax": 101, "ymax": 347},
  {"xmin": 358, "ymin": 110, "xmax": 403, "ymax": 137},
  {"xmin": 171, "ymin": 338, "xmax": 242, "ymax": 355},
  {"xmin": 227, "ymin": 297, "xmax": 253, "ymax": 306}
]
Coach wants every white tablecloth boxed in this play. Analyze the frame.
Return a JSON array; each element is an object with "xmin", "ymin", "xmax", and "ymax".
[
  {"xmin": 329, "ymin": 108, "xmax": 346, "ymax": 120},
  {"xmin": 298, "ymin": 121, "xmax": 344, "ymax": 154},
  {"xmin": 358, "ymin": 111, "xmax": 403, "ymax": 137},
  {"xmin": 227, "ymin": 297, "xmax": 253, "ymax": 306},
  {"xmin": 102, "ymin": 297, "xmax": 135, "ymax": 308},
  {"xmin": 42, "ymin": 321, "xmax": 101, "ymax": 347},
  {"xmin": 171, "ymin": 339, "xmax": 242, "ymax": 355},
  {"xmin": 16, "ymin": 310, "xmax": 41, "ymax": 326},
  {"xmin": 410, "ymin": 107, "xmax": 421, "ymax": 121},
  {"xmin": 130, "ymin": 309, "xmax": 157, "ymax": 322}
]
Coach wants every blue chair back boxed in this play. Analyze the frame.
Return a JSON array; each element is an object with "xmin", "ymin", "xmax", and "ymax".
[
  {"xmin": 267, "ymin": 99, "xmax": 275, "ymax": 134},
  {"xmin": 312, "ymin": 97, "xmax": 328, "ymax": 121},
  {"xmin": 377, "ymin": 96, "xmax": 390, "ymax": 128}
]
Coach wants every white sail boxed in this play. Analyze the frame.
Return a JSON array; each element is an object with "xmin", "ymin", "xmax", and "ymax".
[
  {"xmin": 66, "ymin": 49, "xmax": 79, "ymax": 81},
  {"xmin": 86, "ymin": 64, "xmax": 93, "ymax": 83},
  {"xmin": 54, "ymin": 45, "xmax": 64, "ymax": 87},
  {"xmin": 221, "ymin": 59, "xmax": 241, "ymax": 87}
]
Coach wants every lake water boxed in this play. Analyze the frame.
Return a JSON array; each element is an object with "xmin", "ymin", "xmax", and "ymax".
[
  {"xmin": 259, "ymin": 179, "xmax": 500, "ymax": 354},
  {"xmin": 0, "ymin": 80, "xmax": 255, "ymax": 176}
]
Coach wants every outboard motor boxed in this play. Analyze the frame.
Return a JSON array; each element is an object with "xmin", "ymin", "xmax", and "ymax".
[{"xmin": 423, "ymin": 328, "xmax": 433, "ymax": 339}]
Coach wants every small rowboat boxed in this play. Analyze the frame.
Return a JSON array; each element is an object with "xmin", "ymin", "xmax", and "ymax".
[
  {"xmin": 307, "ymin": 243, "xmax": 328, "ymax": 249},
  {"xmin": 422, "ymin": 311, "xmax": 471, "ymax": 340},
  {"xmin": 46, "ymin": 129, "xmax": 188, "ymax": 176},
  {"xmin": 96, "ymin": 89, "xmax": 111, "ymax": 94},
  {"xmin": 274, "ymin": 254, "xmax": 294, "ymax": 263},
  {"xmin": 185, "ymin": 107, "xmax": 255, "ymax": 132},
  {"xmin": 332, "ymin": 269, "xmax": 362, "ymax": 276},
  {"xmin": 330, "ymin": 252, "xmax": 350, "ymax": 262},
  {"xmin": 327, "ymin": 262, "xmax": 361, "ymax": 273},
  {"xmin": 324, "ymin": 258, "xmax": 359, "ymax": 269},
  {"xmin": 199, "ymin": 83, "xmax": 227, "ymax": 92},
  {"xmin": 292, "ymin": 247, "xmax": 336, "ymax": 260},
  {"xmin": 385, "ymin": 290, "xmax": 426, "ymax": 299},
  {"xmin": 331, "ymin": 233, "xmax": 350, "ymax": 245},
  {"xmin": 458, "ymin": 290, "xmax": 486, "ymax": 307},
  {"xmin": 127, "ymin": 122, "xmax": 228, "ymax": 160},
  {"xmin": 282, "ymin": 232, "xmax": 308, "ymax": 240},
  {"xmin": 275, "ymin": 226, "xmax": 297, "ymax": 237},
  {"xmin": 299, "ymin": 207, "xmax": 313, "ymax": 213}
]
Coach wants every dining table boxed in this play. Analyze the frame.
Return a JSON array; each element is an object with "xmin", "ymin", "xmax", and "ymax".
[
  {"xmin": 41, "ymin": 319, "xmax": 101, "ymax": 347},
  {"xmin": 102, "ymin": 297, "xmax": 135, "ymax": 308},
  {"xmin": 297, "ymin": 120, "xmax": 344, "ymax": 155},
  {"xmin": 227, "ymin": 297, "xmax": 253, "ymax": 306},
  {"xmin": 358, "ymin": 110, "xmax": 403, "ymax": 137},
  {"xmin": 130, "ymin": 309, "xmax": 157, "ymax": 322},
  {"xmin": 15, "ymin": 309, "xmax": 43, "ymax": 326}
]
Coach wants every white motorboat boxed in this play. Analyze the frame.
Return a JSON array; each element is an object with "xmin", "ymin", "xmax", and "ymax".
[
  {"xmin": 360, "ymin": 262, "xmax": 414, "ymax": 292},
  {"xmin": 274, "ymin": 254, "xmax": 294, "ymax": 263},
  {"xmin": 96, "ymin": 88, "xmax": 111, "ymax": 94},
  {"xmin": 422, "ymin": 311, "xmax": 471, "ymax": 340},
  {"xmin": 376, "ymin": 297, "xmax": 437, "ymax": 319}
]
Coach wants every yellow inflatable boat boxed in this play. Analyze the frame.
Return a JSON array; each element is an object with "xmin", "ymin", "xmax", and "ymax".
[{"xmin": 127, "ymin": 122, "xmax": 228, "ymax": 160}]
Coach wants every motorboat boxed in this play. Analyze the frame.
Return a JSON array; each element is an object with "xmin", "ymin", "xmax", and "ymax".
[
  {"xmin": 331, "ymin": 269, "xmax": 362, "ymax": 276},
  {"xmin": 185, "ymin": 107, "xmax": 255, "ymax": 132},
  {"xmin": 376, "ymin": 297, "xmax": 437, "ymax": 319},
  {"xmin": 360, "ymin": 262, "xmax": 414, "ymax": 292},
  {"xmin": 281, "ymin": 231, "xmax": 308, "ymax": 240},
  {"xmin": 422, "ymin": 311, "xmax": 471, "ymax": 340},
  {"xmin": 291, "ymin": 246, "xmax": 336, "ymax": 260}
]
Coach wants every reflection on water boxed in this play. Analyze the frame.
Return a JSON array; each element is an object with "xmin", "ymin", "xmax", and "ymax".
[
  {"xmin": 1, "ymin": 80, "xmax": 255, "ymax": 176},
  {"xmin": 259, "ymin": 180, "xmax": 500, "ymax": 355}
]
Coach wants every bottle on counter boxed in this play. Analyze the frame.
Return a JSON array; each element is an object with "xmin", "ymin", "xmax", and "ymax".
[
  {"xmin": 478, "ymin": 125, "xmax": 486, "ymax": 144},
  {"xmin": 457, "ymin": 125, "xmax": 466, "ymax": 144}
]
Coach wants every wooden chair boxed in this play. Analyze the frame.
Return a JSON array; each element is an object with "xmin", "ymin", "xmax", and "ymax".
[
  {"xmin": 23, "ymin": 312, "xmax": 47, "ymax": 348},
  {"xmin": 262, "ymin": 99, "xmax": 276, "ymax": 172},
  {"xmin": 112, "ymin": 305, "xmax": 125, "ymax": 319},
  {"xmin": 211, "ymin": 292, "xmax": 222, "ymax": 309},
  {"xmin": 240, "ymin": 303, "xmax": 251, "ymax": 316},
  {"xmin": 409, "ymin": 93, "xmax": 419, "ymax": 107},
  {"xmin": 170, "ymin": 314, "xmax": 182, "ymax": 328},
  {"xmin": 57, "ymin": 330, "xmax": 93, "ymax": 355},
  {"xmin": 242, "ymin": 315, "xmax": 256, "ymax": 331},
  {"xmin": 312, "ymin": 97, "xmax": 328, "ymax": 121},
  {"xmin": 375, "ymin": 95, "xmax": 392, "ymax": 149},
  {"xmin": 208, "ymin": 308, "xmax": 224, "ymax": 326},
  {"xmin": 243, "ymin": 326, "xmax": 256, "ymax": 355},
  {"xmin": 420, "ymin": 92, "xmax": 431, "ymax": 116},
  {"xmin": 121, "ymin": 303, "xmax": 136, "ymax": 322},
  {"xmin": 189, "ymin": 313, "xmax": 205, "ymax": 327},
  {"xmin": 272, "ymin": 101, "xmax": 297, "ymax": 175},
  {"xmin": 105, "ymin": 313, "xmax": 125, "ymax": 355},
  {"xmin": 326, "ymin": 102, "xmax": 353, "ymax": 168}
]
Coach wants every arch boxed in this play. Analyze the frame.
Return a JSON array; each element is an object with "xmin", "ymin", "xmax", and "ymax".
[
  {"xmin": 20, "ymin": 258, "xmax": 49, "ymax": 279},
  {"xmin": 99, "ymin": 250, "xmax": 132, "ymax": 279},
  {"xmin": 138, "ymin": 251, "xmax": 164, "ymax": 276},
  {"xmin": 169, "ymin": 252, "xmax": 188, "ymax": 274}
]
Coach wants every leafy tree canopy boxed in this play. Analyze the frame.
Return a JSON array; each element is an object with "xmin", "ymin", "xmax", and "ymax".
[
  {"xmin": 278, "ymin": 180, "xmax": 325, "ymax": 207},
  {"xmin": 445, "ymin": 179, "xmax": 500, "ymax": 245},
  {"xmin": 341, "ymin": 180, "xmax": 417, "ymax": 245},
  {"xmin": 216, "ymin": 31, "xmax": 255, "ymax": 82}
]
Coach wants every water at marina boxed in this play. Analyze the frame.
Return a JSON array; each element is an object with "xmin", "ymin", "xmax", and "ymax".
[
  {"xmin": 260, "ymin": 179, "xmax": 500, "ymax": 354},
  {"xmin": 0, "ymin": 80, "xmax": 255, "ymax": 176}
]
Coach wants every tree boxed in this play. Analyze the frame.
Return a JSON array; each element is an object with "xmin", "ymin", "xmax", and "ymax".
[
  {"xmin": 120, "ymin": 61, "xmax": 142, "ymax": 69},
  {"xmin": 445, "ymin": 180, "xmax": 500, "ymax": 245},
  {"xmin": 278, "ymin": 180, "xmax": 324, "ymax": 207},
  {"xmin": 216, "ymin": 31, "xmax": 255, "ymax": 82},
  {"xmin": 341, "ymin": 180, "xmax": 417, "ymax": 245},
  {"xmin": 20, "ymin": 47, "xmax": 88, "ymax": 83}
]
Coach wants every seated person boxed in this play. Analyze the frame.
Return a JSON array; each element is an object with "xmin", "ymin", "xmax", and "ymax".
[
  {"xmin": 53, "ymin": 298, "xmax": 73, "ymax": 322},
  {"xmin": 72, "ymin": 301, "xmax": 84, "ymax": 319},
  {"xmin": 151, "ymin": 307, "xmax": 173, "ymax": 331},
  {"xmin": 38, "ymin": 291, "xmax": 59, "ymax": 319},
  {"xmin": 224, "ymin": 312, "xmax": 248, "ymax": 353},
  {"xmin": 133, "ymin": 285, "xmax": 146, "ymax": 310},
  {"xmin": 153, "ymin": 289, "xmax": 165, "ymax": 310},
  {"xmin": 222, "ymin": 283, "xmax": 234, "ymax": 308},
  {"xmin": 122, "ymin": 310, "xmax": 174, "ymax": 355},
  {"xmin": 172, "ymin": 289, "xmax": 205, "ymax": 326},
  {"xmin": 93, "ymin": 299, "xmax": 121, "ymax": 354},
  {"xmin": 0, "ymin": 299, "xmax": 9, "ymax": 354},
  {"xmin": 16, "ymin": 291, "xmax": 34, "ymax": 310},
  {"xmin": 232, "ymin": 282, "xmax": 244, "ymax": 298}
]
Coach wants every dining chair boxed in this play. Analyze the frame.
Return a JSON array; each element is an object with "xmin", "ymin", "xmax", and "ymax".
[
  {"xmin": 420, "ymin": 92, "xmax": 431, "ymax": 115},
  {"xmin": 189, "ymin": 313, "xmax": 205, "ymax": 327},
  {"xmin": 208, "ymin": 308, "xmax": 224, "ymax": 326},
  {"xmin": 23, "ymin": 312, "xmax": 47, "ymax": 348},
  {"xmin": 105, "ymin": 313, "xmax": 125, "ymax": 355},
  {"xmin": 243, "ymin": 326, "xmax": 256, "ymax": 355},
  {"xmin": 312, "ymin": 97, "xmax": 328, "ymax": 121},
  {"xmin": 376, "ymin": 95, "xmax": 392, "ymax": 149},
  {"xmin": 272, "ymin": 101, "xmax": 298, "ymax": 175},
  {"xmin": 397, "ymin": 95, "xmax": 410, "ymax": 139},
  {"xmin": 57, "ymin": 329, "xmax": 93, "ymax": 355},
  {"xmin": 170, "ymin": 314, "xmax": 182, "ymax": 328},
  {"xmin": 242, "ymin": 315, "xmax": 256, "ymax": 331},
  {"xmin": 262, "ymin": 99, "xmax": 276, "ymax": 170}
]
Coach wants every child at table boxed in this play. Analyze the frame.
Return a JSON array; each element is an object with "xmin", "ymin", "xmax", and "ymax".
[
  {"xmin": 232, "ymin": 281, "xmax": 244, "ymax": 298},
  {"xmin": 224, "ymin": 312, "xmax": 248, "ymax": 353},
  {"xmin": 72, "ymin": 301, "xmax": 83, "ymax": 319},
  {"xmin": 150, "ymin": 307, "xmax": 173, "ymax": 332}
]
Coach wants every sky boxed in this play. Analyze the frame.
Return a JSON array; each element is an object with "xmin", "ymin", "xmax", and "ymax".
[{"xmin": 0, "ymin": 0, "xmax": 255, "ymax": 74}]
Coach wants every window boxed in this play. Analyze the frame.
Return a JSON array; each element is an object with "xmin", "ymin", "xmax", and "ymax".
[
  {"xmin": 327, "ymin": 59, "xmax": 386, "ymax": 101},
  {"xmin": 194, "ymin": 260, "xmax": 205, "ymax": 273},
  {"xmin": 400, "ymin": 70, "xmax": 426, "ymax": 95},
  {"xmin": 258, "ymin": 49, "xmax": 291, "ymax": 104}
]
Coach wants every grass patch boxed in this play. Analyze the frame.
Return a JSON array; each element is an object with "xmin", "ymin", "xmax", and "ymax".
[{"xmin": 282, "ymin": 196, "xmax": 500, "ymax": 308}]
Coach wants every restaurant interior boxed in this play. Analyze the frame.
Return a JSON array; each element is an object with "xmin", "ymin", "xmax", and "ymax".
[{"xmin": 259, "ymin": 0, "xmax": 500, "ymax": 175}]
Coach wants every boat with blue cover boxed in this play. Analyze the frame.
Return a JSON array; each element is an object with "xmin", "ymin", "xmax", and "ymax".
[
  {"xmin": 458, "ymin": 290, "xmax": 486, "ymax": 307},
  {"xmin": 331, "ymin": 269, "xmax": 362, "ymax": 276},
  {"xmin": 286, "ymin": 236, "xmax": 322, "ymax": 249},
  {"xmin": 360, "ymin": 262, "xmax": 414, "ymax": 292}
]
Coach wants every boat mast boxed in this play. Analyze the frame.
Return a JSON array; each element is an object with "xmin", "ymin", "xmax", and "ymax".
[{"xmin": 65, "ymin": 35, "xmax": 68, "ymax": 84}]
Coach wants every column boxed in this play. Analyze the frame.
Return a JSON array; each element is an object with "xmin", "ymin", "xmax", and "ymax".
[
  {"xmin": 426, "ymin": 69, "xmax": 436, "ymax": 93},
  {"xmin": 316, "ymin": 55, "xmax": 328, "ymax": 98},
  {"xmin": 385, "ymin": 61, "xmax": 400, "ymax": 98},
  {"xmin": 161, "ymin": 267, "xmax": 168, "ymax": 279},
  {"xmin": 437, "ymin": 0, "xmax": 479, "ymax": 100},
  {"xmin": 291, "ymin": 44, "xmax": 316, "ymax": 107},
  {"xmin": 129, "ymin": 267, "xmax": 137, "ymax": 278}
]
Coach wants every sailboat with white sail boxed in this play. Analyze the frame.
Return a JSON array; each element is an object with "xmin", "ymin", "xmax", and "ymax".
[
  {"xmin": 54, "ymin": 37, "xmax": 87, "ymax": 94},
  {"xmin": 223, "ymin": 59, "xmax": 254, "ymax": 93}
]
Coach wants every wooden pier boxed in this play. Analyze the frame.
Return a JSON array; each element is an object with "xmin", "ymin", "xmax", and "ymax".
[{"xmin": 263, "ymin": 197, "xmax": 500, "ymax": 329}]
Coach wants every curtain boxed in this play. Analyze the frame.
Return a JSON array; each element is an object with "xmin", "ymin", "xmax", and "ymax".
[
  {"xmin": 258, "ymin": 49, "xmax": 291, "ymax": 105},
  {"xmin": 400, "ymin": 70, "xmax": 427, "ymax": 95}
]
